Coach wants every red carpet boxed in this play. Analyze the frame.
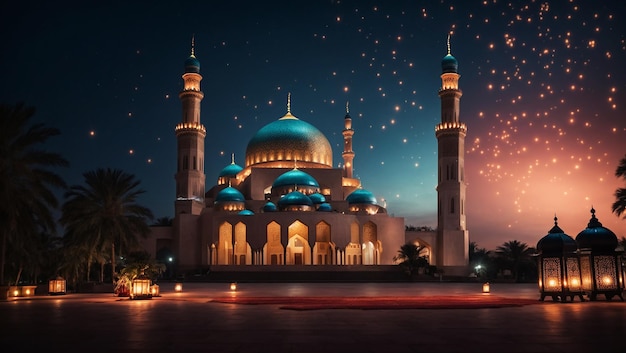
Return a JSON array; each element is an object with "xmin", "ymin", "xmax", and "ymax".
[{"xmin": 210, "ymin": 295, "xmax": 541, "ymax": 310}]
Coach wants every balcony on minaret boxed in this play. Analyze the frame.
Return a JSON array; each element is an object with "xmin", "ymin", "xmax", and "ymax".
[
  {"xmin": 435, "ymin": 122, "xmax": 467, "ymax": 135},
  {"xmin": 175, "ymin": 122, "xmax": 207, "ymax": 135},
  {"xmin": 440, "ymin": 73, "xmax": 460, "ymax": 91}
]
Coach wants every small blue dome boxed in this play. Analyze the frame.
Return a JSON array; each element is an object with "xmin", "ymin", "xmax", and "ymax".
[
  {"xmin": 278, "ymin": 190, "xmax": 313, "ymax": 207},
  {"xmin": 536, "ymin": 217, "xmax": 577, "ymax": 255},
  {"xmin": 185, "ymin": 55, "xmax": 200, "ymax": 74},
  {"xmin": 263, "ymin": 201, "xmax": 277, "ymax": 212},
  {"xmin": 309, "ymin": 192, "xmax": 326, "ymax": 204},
  {"xmin": 347, "ymin": 188, "xmax": 377, "ymax": 205},
  {"xmin": 215, "ymin": 186, "xmax": 245, "ymax": 203},
  {"xmin": 576, "ymin": 208, "xmax": 618, "ymax": 252},
  {"xmin": 238, "ymin": 209, "xmax": 254, "ymax": 216},
  {"xmin": 317, "ymin": 203, "xmax": 332, "ymax": 212},
  {"xmin": 219, "ymin": 163, "xmax": 243, "ymax": 177},
  {"xmin": 272, "ymin": 169, "xmax": 319, "ymax": 189},
  {"xmin": 441, "ymin": 54, "xmax": 458, "ymax": 74}
]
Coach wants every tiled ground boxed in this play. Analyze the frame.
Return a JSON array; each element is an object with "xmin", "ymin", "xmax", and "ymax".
[{"xmin": 1, "ymin": 282, "xmax": 624, "ymax": 353}]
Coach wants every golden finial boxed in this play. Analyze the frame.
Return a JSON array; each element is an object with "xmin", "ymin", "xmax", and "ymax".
[
  {"xmin": 446, "ymin": 33, "xmax": 451, "ymax": 55},
  {"xmin": 346, "ymin": 101, "xmax": 350, "ymax": 114},
  {"xmin": 231, "ymin": 153, "xmax": 235, "ymax": 164},
  {"xmin": 287, "ymin": 92, "xmax": 291, "ymax": 114},
  {"xmin": 191, "ymin": 34, "xmax": 196, "ymax": 57}
]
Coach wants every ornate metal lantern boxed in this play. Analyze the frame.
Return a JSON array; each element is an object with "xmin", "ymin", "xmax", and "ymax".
[
  {"xmin": 575, "ymin": 208, "xmax": 624, "ymax": 301},
  {"xmin": 48, "ymin": 276, "xmax": 67, "ymax": 295},
  {"xmin": 131, "ymin": 272, "xmax": 152, "ymax": 300},
  {"xmin": 536, "ymin": 217, "xmax": 585, "ymax": 302}
]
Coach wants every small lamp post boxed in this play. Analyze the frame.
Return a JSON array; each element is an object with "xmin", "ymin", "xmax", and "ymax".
[
  {"xmin": 48, "ymin": 276, "xmax": 67, "ymax": 295},
  {"xmin": 536, "ymin": 216, "xmax": 585, "ymax": 302},
  {"xmin": 576, "ymin": 208, "xmax": 625, "ymax": 301},
  {"xmin": 131, "ymin": 271, "xmax": 152, "ymax": 300}
]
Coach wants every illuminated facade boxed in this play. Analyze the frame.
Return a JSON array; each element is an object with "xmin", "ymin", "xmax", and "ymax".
[{"xmin": 142, "ymin": 40, "xmax": 470, "ymax": 275}]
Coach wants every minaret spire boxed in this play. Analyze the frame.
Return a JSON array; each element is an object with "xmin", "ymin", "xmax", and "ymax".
[
  {"xmin": 191, "ymin": 34, "xmax": 195, "ymax": 56},
  {"xmin": 231, "ymin": 153, "xmax": 235, "ymax": 164},
  {"xmin": 287, "ymin": 92, "xmax": 291, "ymax": 114},
  {"xmin": 175, "ymin": 38, "xmax": 206, "ymax": 215},
  {"xmin": 435, "ymin": 37, "xmax": 468, "ymax": 273},
  {"xmin": 342, "ymin": 100, "xmax": 355, "ymax": 179}
]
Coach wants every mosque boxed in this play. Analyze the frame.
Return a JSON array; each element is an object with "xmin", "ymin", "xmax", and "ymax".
[{"xmin": 141, "ymin": 39, "xmax": 470, "ymax": 276}]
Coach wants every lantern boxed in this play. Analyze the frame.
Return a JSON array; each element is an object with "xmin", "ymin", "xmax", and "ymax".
[
  {"xmin": 576, "ymin": 208, "xmax": 625, "ymax": 301},
  {"xmin": 482, "ymin": 282, "xmax": 490, "ymax": 293},
  {"xmin": 131, "ymin": 272, "xmax": 152, "ymax": 300},
  {"xmin": 536, "ymin": 216, "xmax": 585, "ymax": 302},
  {"xmin": 230, "ymin": 282, "xmax": 237, "ymax": 291},
  {"xmin": 150, "ymin": 284, "xmax": 160, "ymax": 297},
  {"xmin": 174, "ymin": 282, "xmax": 183, "ymax": 292},
  {"xmin": 48, "ymin": 276, "xmax": 67, "ymax": 295}
]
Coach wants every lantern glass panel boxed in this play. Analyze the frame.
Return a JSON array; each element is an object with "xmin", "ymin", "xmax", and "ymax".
[
  {"xmin": 132, "ymin": 278, "xmax": 151, "ymax": 296},
  {"xmin": 566, "ymin": 257, "xmax": 582, "ymax": 291},
  {"xmin": 594, "ymin": 255, "xmax": 617, "ymax": 290},
  {"xmin": 542, "ymin": 257, "xmax": 561, "ymax": 291},
  {"xmin": 49, "ymin": 279, "xmax": 66, "ymax": 293},
  {"xmin": 579, "ymin": 256, "xmax": 593, "ymax": 291}
]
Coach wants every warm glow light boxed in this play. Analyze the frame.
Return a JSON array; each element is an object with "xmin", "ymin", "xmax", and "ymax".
[
  {"xmin": 482, "ymin": 282, "xmax": 490, "ymax": 293},
  {"xmin": 175, "ymin": 283, "xmax": 183, "ymax": 292},
  {"xmin": 230, "ymin": 282, "xmax": 237, "ymax": 291}
]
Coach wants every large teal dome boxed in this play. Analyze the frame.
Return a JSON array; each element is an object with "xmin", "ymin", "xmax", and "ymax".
[
  {"xmin": 245, "ymin": 112, "xmax": 333, "ymax": 168},
  {"xmin": 272, "ymin": 169, "xmax": 319, "ymax": 189}
]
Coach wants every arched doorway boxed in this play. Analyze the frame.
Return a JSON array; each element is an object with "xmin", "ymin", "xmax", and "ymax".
[
  {"xmin": 217, "ymin": 222, "xmax": 233, "ymax": 265},
  {"xmin": 313, "ymin": 221, "xmax": 333, "ymax": 265},
  {"xmin": 287, "ymin": 220, "xmax": 310, "ymax": 265},
  {"xmin": 264, "ymin": 221, "xmax": 283, "ymax": 265}
]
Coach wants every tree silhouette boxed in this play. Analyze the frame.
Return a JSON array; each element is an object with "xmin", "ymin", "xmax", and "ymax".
[
  {"xmin": 612, "ymin": 154, "xmax": 626, "ymax": 219},
  {"xmin": 60, "ymin": 168, "xmax": 153, "ymax": 284},
  {"xmin": 0, "ymin": 103, "xmax": 68, "ymax": 285},
  {"xmin": 495, "ymin": 240, "xmax": 535, "ymax": 282}
]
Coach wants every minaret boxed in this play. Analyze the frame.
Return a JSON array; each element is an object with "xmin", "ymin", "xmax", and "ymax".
[
  {"xmin": 342, "ymin": 101, "xmax": 355, "ymax": 178},
  {"xmin": 435, "ymin": 35, "xmax": 469, "ymax": 274},
  {"xmin": 175, "ymin": 37, "xmax": 206, "ymax": 215}
]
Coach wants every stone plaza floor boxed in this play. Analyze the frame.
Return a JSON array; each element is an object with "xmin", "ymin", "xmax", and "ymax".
[{"xmin": 1, "ymin": 281, "xmax": 625, "ymax": 352}]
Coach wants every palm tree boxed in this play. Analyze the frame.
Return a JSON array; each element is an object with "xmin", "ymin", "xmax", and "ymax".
[
  {"xmin": 469, "ymin": 242, "xmax": 492, "ymax": 278},
  {"xmin": 152, "ymin": 217, "xmax": 173, "ymax": 226},
  {"xmin": 0, "ymin": 103, "xmax": 69, "ymax": 285},
  {"xmin": 612, "ymin": 155, "xmax": 626, "ymax": 219},
  {"xmin": 495, "ymin": 240, "xmax": 535, "ymax": 282},
  {"xmin": 393, "ymin": 242, "xmax": 429, "ymax": 278},
  {"xmin": 60, "ymin": 168, "xmax": 154, "ymax": 284}
]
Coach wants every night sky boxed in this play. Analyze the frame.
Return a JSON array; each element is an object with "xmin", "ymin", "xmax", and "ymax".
[{"xmin": 2, "ymin": 1, "xmax": 624, "ymax": 250}]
